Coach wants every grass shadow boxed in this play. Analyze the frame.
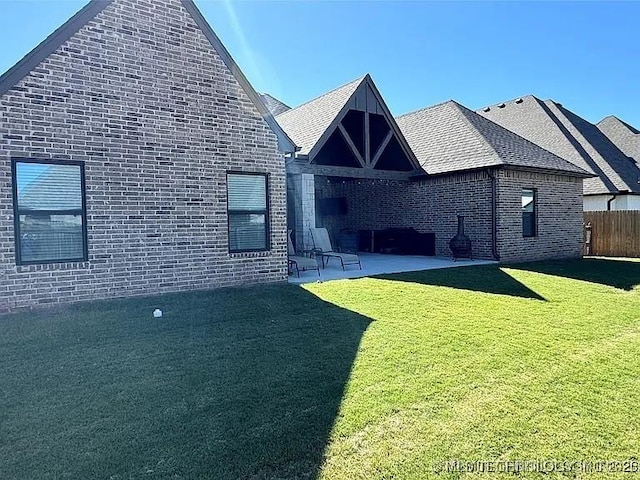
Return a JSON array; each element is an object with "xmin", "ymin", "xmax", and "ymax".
[
  {"xmin": 375, "ymin": 264, "xmax": 545, "ymax": 300},
  {"xmin": 0, "ymin": 284, "xmax": 371, "ymax": 480},
  {"xmin": 506, "ymin": 257, "xmax": 640, "ymax": 291}
]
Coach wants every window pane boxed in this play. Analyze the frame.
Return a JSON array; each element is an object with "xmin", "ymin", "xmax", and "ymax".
[
  {"xmin": 19, "ymin": 214, "xmax": 84, "ymax": 262},
  {"xmin": 228, "ymin": 174, "xmax": 266, "ymax": 211},
  {"xmin": 17, "ymin": 163, "xmax": 82, "ymax": 211},
  {"xmin": 523, "ymin": 213, "xmax": 535, "ymax": 237},
  {"xmin": 229, "ymin": 213, "xmax": 266, "ymax": 251},
  {"xmin": 522, "ymin": 189, "xmax": 534, "ymax": 213},
  {"xmin": 522, "ymin": 189, "xmax": 536, "ymax": 237}
]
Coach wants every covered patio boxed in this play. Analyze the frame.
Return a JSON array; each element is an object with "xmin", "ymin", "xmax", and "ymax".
[
  {"xmin": 281, "ymin": 75, "xmax": 425, "ymax": 253},
  {"xmin": 288, "ymin": 253, "xmax": 497, "ymax": 284}
]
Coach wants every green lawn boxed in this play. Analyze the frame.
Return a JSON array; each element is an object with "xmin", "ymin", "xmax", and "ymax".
[{"xmin": 1, "ymin": 258, "xmax": 639, "ymax": 479}]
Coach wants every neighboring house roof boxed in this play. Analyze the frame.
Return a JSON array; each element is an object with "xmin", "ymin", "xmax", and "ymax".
[
  {"xmin": 259, "ymin": 93, "xmax": 291, "ymax": 117},
  {"xmin": 396, "ymin": 100, "xmax": 591, "ymax": 177},
  {"xmin": 275, "ymin": 76, "xmax": 364, "ymax": 156},
  {"xmin": 597, "ymin": 115, "xmax": 640, "ymax": 165},
  {"xmin": 600, "ymin": 115, "xmax": 640, "ymax": 135},
  {"xmin": 0, "ymin": 0, "xmax": 297, "ymax": 153},
  {"xmin": 478, "ymin": 96, "xmax": 640, "ymax": 195}
]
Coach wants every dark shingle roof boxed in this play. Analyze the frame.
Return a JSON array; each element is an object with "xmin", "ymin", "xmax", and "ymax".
[
  {"xmin": 396, "ymin": 100, "xmax": 591, "ymax": 177},
  {"xmin": 478, "ymin": 96, "xmax": 640, "ymax": 194},
  {"xmin": 259, "ymin": 93, "xmax": 291, "ymax": 117},
  {"xmin": 600, "ymin": 115, "xmax": 639, "ymax": 135},
  {"xmin": 597, "ymin": 115, "xmax": 640, "ymax": 165},
  {"xmin": 275, "ymin": 76, "xmax": 364, "ymax": 155}
]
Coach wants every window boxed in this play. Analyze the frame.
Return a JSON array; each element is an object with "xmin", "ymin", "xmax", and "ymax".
[
  {"xmin": 227, "ymin": 173, "xmax": 269, "ymax": 252},
  {"xmin": 522, "ymin": 188, "xmax": 536, "ymax": 237},
  {"xmin": 12, "ymin": 159, "xmax": 88, "ymax": 264}
]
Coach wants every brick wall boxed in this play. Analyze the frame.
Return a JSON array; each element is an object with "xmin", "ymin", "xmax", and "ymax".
[
  {"xmin": 496, "ymin": 169, "xmax": 584, "ymax": 262},
  {"xmin": 410, "ymin": 171, "xmax": 494, "ymax": 259},
  {"xmin": 0, "ymin": 0, "xmax": 286, "ymax": 312},
  {"xmin": 313, "ymin": 169, "xmax": 584, "ymax": 261},
  {"xmin": 315, "ymin": 170, "xmax": 495, "ymax": 259},
  {"xmin": 315, "ymin": 177, "xmax": 410, "ymax": 236}
]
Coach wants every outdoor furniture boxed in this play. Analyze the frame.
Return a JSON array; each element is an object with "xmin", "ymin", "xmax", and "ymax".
[
  {"xmin": 302, "ymin": 248, "xmax": 323, "ymax": 258},
  {"xmin": 310, "ymin": 227, "xmax": 362, "ymax": 271},
  {"xmin": 338, "ymin": 228, "xmax": 358, "ymax": 253},
  {"xmin": 357, "ymin": 228, "xmax": 435, "ymax": 255},
  {"xmin": 287, "ymin": 230, "xmax": 320, "ymax": 277}
]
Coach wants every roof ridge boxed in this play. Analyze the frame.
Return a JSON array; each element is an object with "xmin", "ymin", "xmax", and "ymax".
[
  {"xmin": 462, "ymin": 101, "xmax": 592, "ymax": 176},
  {"xmin": 529, "ymin": 97, "xmax": 597, "ymax": 168},
  {"xmin": 480, "ymin": 105, "xmax": 595, "ymax": 175},
  {"xmin": 396, "ymin": 99, "xmax": 457, "ymax": 119},
  {"xmin": 618, "ymin": 118, "xmax": 640, "ymax": 134},
  {"xmin": 273, "ymin": 74, "xmax": 367, "ymax": 155},
  {"xmin": 398, "ymin": 97, "xmax": 594, "ymax": 176},
  {"xmin": 259, "ymin": 92, "xmax": 291, "ymax": 116},
  {"xmin": 597, "ymin": 115, "xmax": 617, "ymax": 125},
  {"xmin": 363, "ymin": 75, "xmax": 421, "ymax": 171},
  {"xmin": 276, "ymin": 74, "xmax": 366, "ymax": 118},
  {"xmin": 542, "ymin": 100, "xmax": 634, "ymax": 189},
  {"xmin": 598, "ymin": 115, "xmax": 640, "ymax": 134},
  {"xmin": 261, "ymin": 92, "xmax": 289, "ymax": 105},
  {"xmin": 452, "ymin": 103, "xmax": 506, "ymax": 166},
  {"xmin": 477, "ymin": 94, "xmax": 541, "ymax": 112},
  {"xmin": 488, "ymin": 95, "xmax": 594, "ymax": 167}
]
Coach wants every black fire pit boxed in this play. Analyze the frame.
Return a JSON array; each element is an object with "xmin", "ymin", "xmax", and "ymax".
[{"xmin": 449, "ymin": 215, "xmax": 472, "ymax": 260}]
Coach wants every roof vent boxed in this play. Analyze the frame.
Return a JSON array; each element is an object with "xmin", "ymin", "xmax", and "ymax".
[
  {"xmin": 515, "ymin": 98, "xmax": 523, "ymax": 104},
  {"xmin": 554, "ymin": 102, "xmax": 562, "ymax": 107},
  {"xmin": 498, "ymin": 103, "xmax": 506, "ymax": 108},
  {"xmin": 483, "ymin": 107, "xmax": 490, "ymax": 112}
]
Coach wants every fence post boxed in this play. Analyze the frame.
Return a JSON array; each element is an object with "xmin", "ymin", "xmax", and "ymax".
[{"xmin": 584, "ymin": 222, "xmax": 592, "ymax": 256}]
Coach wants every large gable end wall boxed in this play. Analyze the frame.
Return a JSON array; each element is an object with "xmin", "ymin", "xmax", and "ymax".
[
  {"xmin": 307, "ymin": 77, "xmax": 419, "ymax": 175},
  {"xmin": 0, "ymin": 0, "xmax": 287, "ymax": 311}
]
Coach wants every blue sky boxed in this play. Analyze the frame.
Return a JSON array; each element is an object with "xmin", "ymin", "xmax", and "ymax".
[{"xmin": 1, "ymin": 1, "xmax": 638, "ymax": 127}]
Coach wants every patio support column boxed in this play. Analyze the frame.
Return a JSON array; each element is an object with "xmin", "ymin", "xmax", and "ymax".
[{"xmin": 287, "ymin": 173, "xmax": 316, "ymax": 250}]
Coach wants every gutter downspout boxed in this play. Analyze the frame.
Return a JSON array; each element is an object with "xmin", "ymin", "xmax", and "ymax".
[
  {"xmin": 488, "ymin": 169, "xmax": 500, "ymax": 261},
  {"xmin": 607, "ymin": 193, "xmax": 618, "ymax": 211}
]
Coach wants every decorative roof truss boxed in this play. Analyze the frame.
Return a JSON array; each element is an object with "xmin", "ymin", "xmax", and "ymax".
[{"xmin": 308, "ymin": 76, "xmax": 420, "ymax": 174}]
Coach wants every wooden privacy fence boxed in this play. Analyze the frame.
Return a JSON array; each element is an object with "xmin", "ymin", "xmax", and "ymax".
[{"xmin": 584, "ymin": 211, "xmax": 640, "ymax": 258}]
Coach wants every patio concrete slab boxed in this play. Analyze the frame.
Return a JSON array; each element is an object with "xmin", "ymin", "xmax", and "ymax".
[{"xmin": 288, "ymin": 253, "xmax": 497, "ymax": 284}]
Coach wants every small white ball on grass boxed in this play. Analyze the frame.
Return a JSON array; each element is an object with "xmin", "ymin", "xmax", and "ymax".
[{"xmin": 153, "ymin": 309, "xmax": 163, "ymax": 318}]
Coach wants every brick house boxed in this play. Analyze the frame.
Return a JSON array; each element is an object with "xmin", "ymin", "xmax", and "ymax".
[
  {"xmin": 274, "ymin": 76, "xmax": 592, "ymax": 263},
  {"xmin": 1, "ymin": 1, "xmax": 592, "ymax": 312},
  {"xmin": 0, "ymin": 0, "xmax": 296, "ymax": 312}
]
